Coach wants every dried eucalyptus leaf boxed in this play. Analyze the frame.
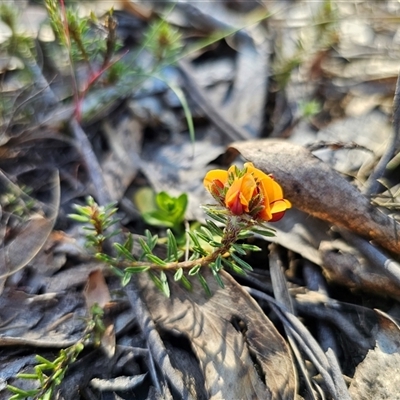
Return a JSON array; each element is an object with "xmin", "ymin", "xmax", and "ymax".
[
  {"xmin": 138, "ymin": 269, "xmax": 295, "ymax": 399},
  {"xmin": 0, "ymin": 171, "xmax": 60, "ymax": 279}
]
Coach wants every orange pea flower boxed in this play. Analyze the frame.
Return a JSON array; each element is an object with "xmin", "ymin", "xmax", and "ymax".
[{"xmin": 203, "ymin": 163, "xmax": 291, "ymax": 222}]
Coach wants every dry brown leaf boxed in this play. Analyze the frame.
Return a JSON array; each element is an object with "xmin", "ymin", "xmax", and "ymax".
[
  {"xmin": 0, "ymin": 171, "xmax": 60, "ymax": 279},
  {"xmin": 349, "ymin": 310, "xmax": 400, "ymax": 400},
  {"xmin": 227, "ymin": 140, "xmax": 400, "ymax": 255},
  {"xmin": 101, "ymin": 117, "xmax": 142, "ymax": 201},
  {"xmin": 84, "ymin": 270, "xmax": 112, "ymax": 310},
  {"xmin": 84, "ymin": 270, "xmax": 115, "ymax": 358},
  {"xmin": 138, "ymin": 269, "xmax": 295, "ymax": 400}
]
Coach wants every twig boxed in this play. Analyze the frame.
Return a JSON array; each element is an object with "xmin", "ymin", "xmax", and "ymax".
[
  {"xmin": 178, "ymin": 59, "xmax": 251, "ymax": 142},
  {"xmin": 69, "ymin": 119, "xmax": 111, "ymax": 206},
  {"xmin": 339, "ymin": 228, "xmax": 400, "ymax": 287},
  {"xmin": 364, "ymin": 69, "xmax": 400, "ymax": 196},
  {"xmin": 268, "ymin": 245, "xmax": 317, "ymax": 398},
  {"xmin": 125, "ymin": 284, "xmax": 194, "ymax": 399},
  {"xmin": 303, "ymin": 261, "xmax": 340, "ymax": 354}
]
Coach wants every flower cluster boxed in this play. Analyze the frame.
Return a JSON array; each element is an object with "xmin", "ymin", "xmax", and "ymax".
[{"xmin": 204, "ymin": 162, "xmax": 291, "ymax": 222}]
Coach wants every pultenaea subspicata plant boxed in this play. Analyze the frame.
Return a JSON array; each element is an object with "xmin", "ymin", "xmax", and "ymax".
[
  {"xmin": 70, "ymin": 163, "xmax": 291, "ymax": 296},
  {"xmin": 7, "ymin": 164, "xmax": 290, "ymax": 398}
]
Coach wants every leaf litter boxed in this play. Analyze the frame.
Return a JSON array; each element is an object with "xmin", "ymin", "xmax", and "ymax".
[{"xmin": 1, "ymin": 0, "xmax": 400, "ymax": 399}]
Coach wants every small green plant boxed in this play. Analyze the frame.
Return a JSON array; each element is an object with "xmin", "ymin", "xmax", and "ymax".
[
  {"xmin": 143, "ymin": 18, "xmax": 183, "ymax": 64},
  {"xmin": 7, "ymin": 304, "xmax": 106, "ymax": 400},
  {"xmin": 68, "ymin": 196, "xmax": 120, "ymax": 253},
  {"xmin": 135, "ymin": 189, "xmax": 188, "ymax": 233},
  {"xmin": 0, "ymin": 184, "xmax": 35, "ymax": 219},
  {"xmin": 298, "ymin": 99, "xmax": 321, "ymax": 120}
]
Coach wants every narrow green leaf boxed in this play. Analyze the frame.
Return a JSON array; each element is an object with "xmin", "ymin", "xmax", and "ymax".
[
  {"xmin": 231, "ymin": 243, "xmax": 247, "ymax": 256},
  {"xmin": 72, "ymin": 204, "xmax": 92, "ymax": 216},
  {"xmin": 222, "ymin": 258, "xmax": 246, "ymax": 275},
  {"xmin": 114, "ymin": 243, "xmax": 136, "ymax": 261},
  {"xmin": 180, "ymin": 273, "xmax": 193, "ymax": 290},
  {"xmin": 187, "ymin": 230, "xmax": 201, "ymax": 248},
  {"xmin": 108, "ymin": 265, "xmax": 125, "ymax": 278},
  {"xmin": 167, "ymin": 229, "xmax": 178, "ymax": 261},
  {"xmin": 148, "ymin": 271, "xmax": 165, "ymax": 294},
  {"xmin": 160, "ymin": 271, "xmax": 170, "ymax": 297},
  {"xmin": 35, "ymin": 355, "xmax": 55, "ymax": 369},
  {"xmin": 125, "ymin": 265, "xmax": 150, "ymax": 274},
  {"xmin": 251, "ymin": 228, "xmax": 276, "ymax": 237},
  {"xmin": 104, "ymin": 202, "xmax": 118, "ymax": 212},
  {"xmin": 210, "ymin": 263, "xmax": 224, "ymax": 288},
  {"xmin": 7, "ymin": 386, "xmax": 38, "ymax": 396},
  {"xmin": 240, "ymin": 244, "xmax": 262, "ymax": 252},
  {"xmin": 124, "ymin": 233, "xmax": 134, "ymax": 253},
  {"xmin": 35, "ymin": 365, "xmax": 44, "ymax": 384},
  {"xmin": 15, "ymin": 373, "xmax": 39, "ymax": 380},
  {"xmin": 205, "ymin": 220, "xmax": 223, "ymax": 236},
  {"xmin": 168, "ymin": 84, "xmax": 195, "ymax": 146},
  {"xmin": 43, "ymin": 389, "xmax": 53, "ymax": 400},
  {"xmin": 146, "ymin": 254, "xmax": 167, "ymax": 266},
  {"xmin": 148, "ymin": 271, "xmax": 170, "ymax": 297},
  {"xmin": 230, "ymin": 253, "xmax": 253, "ymax": 271},
  {"xmin": 200, "ymin": 226, "xmax": 214, "ymax": 241},
  {"xmin": 237, "ymin": 230, "xmax": 254, "ymax": 239},
  {"xmin": 139, "ymin": 237, "xmax": 152, "ymax": 254},
  {"xmin": 195, "ymin": 232, "xmax": 213, "ymax": 244},
  {"xmin": 52, "ymin": 368, "xmax": 64, "ymax": 381},
  {"xmin": 95, "ymin": 253, "xmax": 115, "ymax": 263},
  {"xmin": 197, "ymin": 273, "xmax": 211, "ymax": 296},
  {"xmin": 188, "ymin": 264, "xmax": 201, "ymax": 276},
  {"xmin": 104, "ymin": 229, "xmax": 121, "ymax": 239},
  {"xmin": 122, "ymin": 271, "xmax": 131, "ymax": 285},
  {"xmin": 145, "ymin": 229, "xmax": 158, "ymax": 250},
  {"xmin": 215, "ymin": 255, "xmax": 222, "ymax": 271},
  {"xmin": 204, "ymin": 211, "xmax": 227, "ymax": 224},
  {"xmin": 193, "ymin": 247, "xmax": 208, "ymax": 256},
  {"xmin": 67, "ymin": 213, "xmax": 90, "ymax": 223},
  {"xmin": 174, "ymin": 267, "xmax": 183, "ymax": 281}
]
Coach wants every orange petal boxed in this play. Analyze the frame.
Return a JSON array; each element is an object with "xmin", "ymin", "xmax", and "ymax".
[
  {"xmin": 239, "ymin": 173, "xmax": 257, "ymax": 211},
  {"xmin": 225, "ymin": 177, "xmax": 243, "ymax": 210},
  {"xmin": 229, "ymin": 191, "xmax": 244, "ymax": 215},
  {"xmin": 203, "ymin": 169, "xmax": 228, "ymax": 191},
  {"xmin": 244, "ymin": 162, "xmax": 273, "ymax": 183},
  {"xmin": 245, "ymin": 163, "xmax": 283, "ymax": 203},
  {"xmin": 256, "ymin": 204, "xmax": 272, "ymax": 221}
]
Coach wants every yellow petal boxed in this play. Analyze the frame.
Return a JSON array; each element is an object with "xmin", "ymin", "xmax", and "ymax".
[
  {"xmin": 270, "ymin": 199, "xmax": 291, "ymax": 214},
  {"xmin": 244, "ymin": 162, "xmax": 270, "ymax": 181},
  {"xmin": 203, "ymin": 169, "xmax": 228, "ymax": 190}
]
